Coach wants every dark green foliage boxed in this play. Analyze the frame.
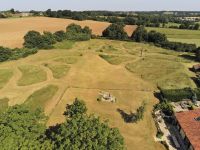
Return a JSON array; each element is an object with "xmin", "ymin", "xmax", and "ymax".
[
  {"xmin": 0, "ymin": 105, "xmax": 50, "ymax": 149},
  {"xmin": 0, "ymin": 99, "xmax": 125, "ymax": 149},
  {"xmin": 102, "ymin": 23, "xmax": 128, "ymax": 40},
  {"xmin": 0, "ymin": 47, "xmax": 12, "ymax": 62},
  {"xmin": 147, "ymin": 30, "xmax": 167, "ymax": 45},
  {"xmin": 131, "ymin": 26, "xmax": 197, "ymax": 52},
  {"xmin": 0, "ymin": 46, "xmax": 38, "ymax": 62},
  {"xmin": 160, "ymin": 88, "xmax": 200, "ymax": 102},
  {"xmin": 118, "ymin": 101, "xmax": 146, "ymax": 123},
  {"xmin": 54, "ymin": 30, "xmax": 66, "ymax": 42},
  {"xmin": 46, "ymin": 99, "xmax": 125, "ymax": 150},
  {"xmin": 136, "ymin": 101, "xmax": 146, "ymax": 121},
  {"xmin": 41, "ymin": 32, "xmax": 56, "ymax": 49},
  {"xmin": 23, "ymin": 30, "xmax": 43, "ymax": 49},
  {"xmin": 66, "ymin": 23, "xmax": 92, "ymax": 41},
  {"xmin": 196, "ymin": 47, "xmax": 200, "ymax": 61},
  {"xmin": 154, "ymin": 100, "xmax": 174, "ymax": 116},
  {"xmin": 131, "ymin": 26, "xmax": 148, "ymax": 42},
  {"xmin": 64, "ymin": 98, "xmax": 87, "ymax": 117}
]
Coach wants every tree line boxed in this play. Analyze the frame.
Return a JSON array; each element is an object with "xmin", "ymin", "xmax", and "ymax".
[
  {"xmin": 101, "ymin": 23, "xmax": 199, "ymax": 53},
  {"xmin": 23, "ymin": 23, "xmax": 92, "ymax": 49},
  {"xmin": 0, "ymin": 99, "xmax": 125, "ymax": 150}
]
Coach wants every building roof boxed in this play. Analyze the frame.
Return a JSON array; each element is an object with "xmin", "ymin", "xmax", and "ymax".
[{"xmin": 176, "ymin": 109, "xmax": 200, "ymax": 149}]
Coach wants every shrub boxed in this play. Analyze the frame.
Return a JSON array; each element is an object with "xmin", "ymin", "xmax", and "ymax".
[
  {"xmin": 66, "ymin": 23, "xmax": 92, "ymax": 41},
  {"xmin": 54, "ymin": 30, "xmax": 66, "ymax": 42},
  {"xmin": 131, "ymin": 26, "xmax": 148, "ymax": 42},
  {"xmin": 102, "ymin": 23, "xmax": 128, "ymax": 40},
  {"xmin": 160, "ymin": 88, "xmax": 200, "ymax": 102},
  {"xmin": 0, "ymin": 47, "xmax": 13, "ymax": 62},
  {"xmin": 23, "ymin": 31, "xmax": 43, "ymax": 49}
]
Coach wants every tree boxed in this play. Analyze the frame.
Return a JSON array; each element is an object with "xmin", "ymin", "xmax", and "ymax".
[
  {"xmin": 147, "ymin": 30, "xmax": 167, "ymax": 45},
  {"xmin": 131, "ymin": 26, "xmax": 148, "ymax": 42},
  {"xmin": 0, "ymin": 105, "xmax": 51, "ymax": 149},
  {"xmin": 0, "ymin": 47, "xmax": 13, "ymax": 62},
  {"xmin": 196, "ymin": 47, "xmax": 200, "ymax": 61},
  {"xmin": 102, "ymin": 23, "xmax": 128, "ymax": 40},
  {"xmin": 23, "ymin": 31, "xmax": 43, "ymax": 48},
  {"xmin": 193, "ymin": 23, "xmax": 200, "ymax": 30},
  {"xmin": 64, "ymin": 98, "xmax": 87, "ymax": 117},
  {"xmin": 46, "ymin": 99, "xmax": 125, "ymax": 150},
  {"xmin": 54, "ymin": 30, "xmax": 66, "ymax": 42}
]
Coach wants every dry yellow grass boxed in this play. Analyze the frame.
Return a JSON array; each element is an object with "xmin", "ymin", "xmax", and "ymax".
[{"xmin": 0, "ymin": 17, "xmax": 136, "ymax": 48}]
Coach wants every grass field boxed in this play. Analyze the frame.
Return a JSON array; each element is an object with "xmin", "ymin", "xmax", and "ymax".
[
  {"xmin": 53, "ymin": 40, "xmax": 75, "ymax": 49},
  {"xmin": 0, "ymin": 69, "xmax": 13, "ymax": 89},
  {"xmin": 146, "ymin": 27, "xmax": 200, "ymax": 46},
  {"xmin": 0, "ymin": 38, "xmax": 197, "ymax": 150},
  {"xmin": 25, "ymin": 85, "xmax": 58, "ymax": 111},
  {"xmin": 0, "ymin": 98, "xmax": 9, "ymax": 113},
  {"xmin": 45, "ymin": 64, "xmax": 70, "ymax": 79},
  {"xmin": 18, "ymin": 65, "xmax": 47, "ymax": 86},
  {"xmin": 0, "ymin": 17, "xmax": 136, "ymax": 48}
]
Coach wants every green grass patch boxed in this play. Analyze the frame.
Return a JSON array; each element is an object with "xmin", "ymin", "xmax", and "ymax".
[
  {"xmin": 146, "ymin": 27, "xmax": 200, "ymax": 46},
  {"xmin": 45, "ymin": 64, "xmax": 70, "ymax": 79},
  {"xmin": 125, "ymin": 58, "xmax": 186, "ymax": 88},
  {"xmin": 158, "ymin": 72, "xmax": 196, "ymax": 89},
  {"xmin": 0, "ymin": 69, "xmax": 13, "ymax": 89},
  {"xmin": 99, "ymin": 54, "xmax": 134, "ymax": 65},
  {"xmin": 54, "ymin": 56, "xmax": 78, "ymax": 64},
  {"xmin": 0, "ymin": 98, "xmax": 9, "ymax": 113},
  {"xmin": 53, "ymin": 40, "xmax": 75, "ymax": 49},
  {"xmin": 97, "ymin": 45, "xmax": 119, "ymax": 53},
  {"xmin": 25, "ymin": 85, "xmax": 58, "ymax": 110},
  {"xmin": 18, "ymin": 65, "xmax": 47, "ymax": 86}
]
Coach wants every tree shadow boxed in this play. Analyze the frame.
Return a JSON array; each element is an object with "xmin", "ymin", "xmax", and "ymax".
[
  {"xmin": 117, "ymin": 108, "xmax": 137, "ymax": 123},
  {"xmin": 179, "ymin": 54, "xmax": 197, "ymax": 62},
  {"xmin": 191, "ymin": 77, "xmax": 200, "ymax": 87}
]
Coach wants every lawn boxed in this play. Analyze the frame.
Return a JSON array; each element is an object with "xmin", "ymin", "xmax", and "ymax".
[
  {"xmin": 99, "ymin": 54, "xmax": 134, "ymax": 65},
  {"xmin": 53, "ymin": 40, "xmax": 75, "ymax": 49},
  {"xmin": 0, "ymin": 38, "xmax": 196, "ymax": 150},
  {"xmin": 125, "ymin": 57, "xmax": 195, "ymax": 89},
  {"xmin": 146, "ymin": 27, "xmax": 200, "ymax": 46},
  {"xmin": 0, "ymin": 98, "xmax": 9, "ymax": 113},
  {"xmin": 25, "ymin": 85, "xmax": 58, "ymax": 110},
  {"xmin": 0, "ymin": 69, "xmax": 13, "ymax": 89},
  {"xmin": 18, "ymin": 65, "xmax": 47, "ymax": 86},
  {"xmin": 54, "ymin": 56, "xmax": 78, "ymax": 64},
  {"xmin": 45, "ymin": 64, "xmax": 70, "ymax": 79}
]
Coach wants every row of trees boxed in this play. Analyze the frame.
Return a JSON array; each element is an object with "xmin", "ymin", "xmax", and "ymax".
[
  {"xmin": 24, "ymin": 23, "xmax": 92, "ymax": 49},
  {"xmin": 0, "ymin": 47, "xmax": 38, "ymax": 62},
  {"xmin": 0, "ymin": 99, "xmax": 125, "ymax": 149},
  {"xmin": 101, "ymin": 23, "xmax": 198, "ymax": 53},
  {"xmin": 131, "ymin": 26, "xmax": 197, "ymax": 52},
  {"xmin": 44, "ymin": 9, "xmax": 200, "ymax": 30}
]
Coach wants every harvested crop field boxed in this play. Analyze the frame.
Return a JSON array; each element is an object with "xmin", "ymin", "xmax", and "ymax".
[{"xmin": 0, "ymin": 17, "xmax": 136, "ymax": 48}]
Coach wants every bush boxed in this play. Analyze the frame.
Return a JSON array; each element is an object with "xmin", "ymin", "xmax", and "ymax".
[
  {"xmin": 0, "ymin": 47, "xmax": 13, "ymax": 62},
  {"xmin": 102, "ymin": 23, "xmax": 128, "ymax": 40},
  {"xmin": 66, "ymin": 23, "xmax": 92, "ymax": 41},
  {"xmin": 23, "ymin": 31, "xmax": 43, "ymax": 49},
  {"xmin": 54, "ymin": 30, "xmax": 66, "ymax": 42},
  {"xmin": 131, "ymin": 26, "xmax": 148, "ymax": 42},
  {"xmin": 0, "ymin": 47, "xmax": 38, "ymax": 62},
  {"xmin": 160, "ymin": 88, "xmax": 200, "ymax": 102}
]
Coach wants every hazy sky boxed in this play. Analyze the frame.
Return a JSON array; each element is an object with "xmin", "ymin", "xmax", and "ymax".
[{"xmin": 0, "ymin": 0, "xmax": 199, "ymax": 11}]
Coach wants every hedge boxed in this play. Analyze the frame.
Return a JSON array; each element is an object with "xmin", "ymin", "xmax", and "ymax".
[{"xmin": 160, "ymin": 88, "xmax": 200, "ymax": 102}]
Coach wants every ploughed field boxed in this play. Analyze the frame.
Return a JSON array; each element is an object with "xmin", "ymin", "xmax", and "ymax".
[
  {"xmin": 0, "ymin": 17, "xmax": 136, "ymax": 48},
  {"xmin": 0, "ymin": 38, "xmax": 197, "ymax": 150}
]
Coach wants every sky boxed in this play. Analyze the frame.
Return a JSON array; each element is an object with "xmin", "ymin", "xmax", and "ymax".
[{"xmin": 0, "ymin": 0, "xmax": 200, "ymax": 11}]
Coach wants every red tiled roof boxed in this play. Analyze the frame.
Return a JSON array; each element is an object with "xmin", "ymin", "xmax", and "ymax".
[{"xmin": 176, "ymin": 109, "xmax": 200, "ymax": 150}]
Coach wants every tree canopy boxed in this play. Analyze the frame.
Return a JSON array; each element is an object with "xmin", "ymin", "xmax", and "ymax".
[{"xmin": 102, "ymin": 23, "xmax": 128, "ymax": 40}]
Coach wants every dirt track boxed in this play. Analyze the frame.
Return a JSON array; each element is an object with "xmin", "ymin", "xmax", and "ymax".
[{"xmin": 0, "ymin": 17, "xmax": 136, "ymax": 48}]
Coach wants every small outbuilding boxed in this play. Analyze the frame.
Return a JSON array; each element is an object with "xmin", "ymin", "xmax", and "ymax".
[
  {"xmin": 192, "ymin": 64, "xmax": 200, "ymax": 72},
  {"xmin": 97, "ymin": 91, "xmax": 116, "ymax": 103}
]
